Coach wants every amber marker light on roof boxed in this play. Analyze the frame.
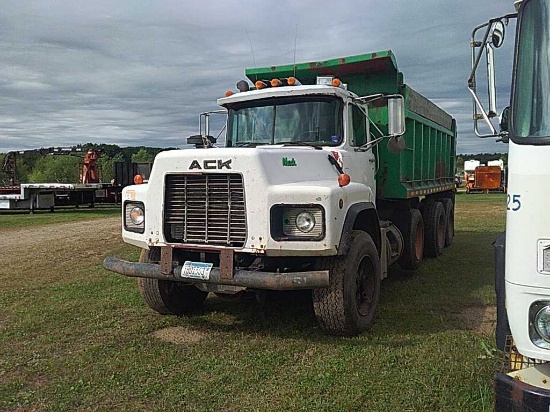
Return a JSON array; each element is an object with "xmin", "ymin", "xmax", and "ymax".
[
  {"xmin": 338, "ymin": 173, "xmax": 351, "ymax": 187},
  {"xmin": 255, "ymin": 80, "xmax": 267, "ymax": 89},
  {"xmin": 225, "ymin": 90, "xmax": 234, "ymax": 97},
  {"xmin": 287, "ymin": 77, "xmax": 297, "ymax": 86},
  {"xmin": 332, "ymin": 78, "xmax": 342, "ymax": 87},
  {"xmin": 270, "ymin": 78, "xmax": 282, "ymax": 87},
  {"xmin": 134, "ymin": 174, "xmax": 144, "ymax": 184}
]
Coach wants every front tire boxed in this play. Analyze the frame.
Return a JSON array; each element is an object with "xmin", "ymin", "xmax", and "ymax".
[
  {"xmin": 137, "ymin": 247, "xmax": 208, "ymax": 315},
  {"xmin": 312, "ymin": 231, "xmax": 381, "ymax": 336}
]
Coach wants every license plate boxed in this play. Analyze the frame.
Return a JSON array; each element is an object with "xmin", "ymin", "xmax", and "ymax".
[{"xmin": 181, "ymin": 261, "xmax": 213, "ymax": 280}]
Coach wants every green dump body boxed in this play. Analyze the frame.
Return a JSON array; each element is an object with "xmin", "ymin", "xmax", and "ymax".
[{"xmin": 246, "ymin": 50, "xmax": 457, "ymax": 200}]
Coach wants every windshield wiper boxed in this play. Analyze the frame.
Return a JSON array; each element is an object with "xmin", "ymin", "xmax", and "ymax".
[
  {"xmin": 232, "ymin": 142, "xmax": 268, "ymax": 147},
  {"xmin": 280, "ymin": 141, "xmax": 324, "ymax": 149}
]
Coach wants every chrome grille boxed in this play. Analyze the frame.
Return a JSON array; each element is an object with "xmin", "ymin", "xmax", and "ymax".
[{"xmin": 164, "ymin": 173, "xmax": 246, "ymax": 247}]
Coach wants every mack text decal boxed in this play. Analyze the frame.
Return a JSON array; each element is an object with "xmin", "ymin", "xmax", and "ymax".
[
  {"xmin": 282, "ymin": 157, "xmax": 297, "ymax": 167},
  {"xmin": 189, "ymin": 159, "xmax": 232, "ymax": 170}
]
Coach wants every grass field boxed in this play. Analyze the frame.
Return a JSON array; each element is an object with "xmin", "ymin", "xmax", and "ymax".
[{"xmin": 0, "ymin": 193, "xmax": 505, "ymax": 411}]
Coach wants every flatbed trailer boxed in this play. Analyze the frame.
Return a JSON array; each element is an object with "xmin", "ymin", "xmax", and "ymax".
[{"xmin": 0, "ymin": 183, "xmax": 114, "ymax": 212}]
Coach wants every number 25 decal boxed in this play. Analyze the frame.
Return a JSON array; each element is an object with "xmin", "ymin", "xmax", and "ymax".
[{"xmin": 507, "ymin": 194, "xmax": 521, "ymax": 211}]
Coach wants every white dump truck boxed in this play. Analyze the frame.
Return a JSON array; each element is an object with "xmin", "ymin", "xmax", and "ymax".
[{"xmin": 104, "ymin": 51, "xmax": 456, "ymax": 336}]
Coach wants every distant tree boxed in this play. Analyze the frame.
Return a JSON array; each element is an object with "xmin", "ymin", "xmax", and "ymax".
[
  {"xmin": 98, "ymin": 152, "xmax": 124, "ymax": 183},
  {"xmin": 1, "ymin": 144, "xmax": 173, "ymax": 184},
  {"xmin": 0, "ymin": 151, "xmax": 42, "ymax": 184},
  {"xmin": 131, "ymin": 148, "xmax": 155, "ymax": 163},
  {"xmin": 27, "ymin": 156, "xmax": 81, "ymax": 183},
  {"xmin": 0, "ymin": 153, "xmax": 8, "ymax": 185},
  {"xmin": 93, "ymin": 143, "xmax": 123, "ymax": 160}
]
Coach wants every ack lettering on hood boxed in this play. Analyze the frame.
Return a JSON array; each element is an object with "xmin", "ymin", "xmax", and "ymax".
[{"xmin": 189, "ymin": 159, "xmax": 232, "ymax": 170}]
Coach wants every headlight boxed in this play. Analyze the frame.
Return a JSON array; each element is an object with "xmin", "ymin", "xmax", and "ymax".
[
  {"xmin": 270, "ymin": 205, "xmax": 325, "ymax": 241},
  {"xmin": 124, "ymin": 201, "xmax": 145, "ymax": 233},
  {"xmin": 529, "ymin": 301, "xmax": 550, "ymax": 349},
  {"xmin": 130, "ymin": 206, "xmax": 144, "ymax": 225},
  {"xmin": 295, "ymin": 211, "xmax": 315, "ymax": 233},
  {"xmin": 535, "ymin": 306, "xmax": 550, "ymax": 342}
]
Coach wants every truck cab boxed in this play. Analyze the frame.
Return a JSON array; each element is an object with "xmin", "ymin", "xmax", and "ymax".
[{"xmin": 221, "ymin": 84, "xmax": 378, "ymax": 193}]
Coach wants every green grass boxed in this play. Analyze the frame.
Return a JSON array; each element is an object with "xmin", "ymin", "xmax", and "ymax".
[
  {"xmin": 0, "ymin": 193, "xmax": 506, "ymax": 411},
  {"xmin": 0, "ymin": 206, "xmax": 120, "ymax": 229}
]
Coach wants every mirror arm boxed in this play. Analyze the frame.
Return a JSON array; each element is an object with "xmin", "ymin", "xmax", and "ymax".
[
  {"xmin": 353, "ymin": 94, "xmax": 384, "ymax": 104},
  {"xmin": 356, "ymin": 135, "xmax": 386, "ymax": 152},
  {"xmin": 496, "ymin": 133, "xmax": 510, "ymax": 143},
  {"xmin": 468, "ymin": 87, "xmax": 498, "ymax": 137},
  {"xmin": 468, "ymin": 14, "xmax": 517, "ymax": 86},
  {"xmin": 469, "ymin": 23, "xmax": 492, "ymax": 86}
]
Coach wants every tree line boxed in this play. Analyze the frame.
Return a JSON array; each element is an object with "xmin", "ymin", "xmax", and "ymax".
[
  {"xmin": 0, "ymin": 143, "xmax": 507, "ymax": 185},
  {"xmin": 0, "ymin": 144, "xmax": 171, "ymax": 185}
]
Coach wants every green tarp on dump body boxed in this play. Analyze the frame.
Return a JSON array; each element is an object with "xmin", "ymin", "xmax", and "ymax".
[{"xmin": 246, "ymin": 50, "xmax": 457, "ymax": 199}]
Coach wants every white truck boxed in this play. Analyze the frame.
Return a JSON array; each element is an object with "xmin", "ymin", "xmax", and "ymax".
[
  {"xmin": 104, "ymin": 51, "xmax": 457, "ymax": 336},
  {"xmin": 468, "ymin": 1, "xmax": 550, "ymax": 409}
]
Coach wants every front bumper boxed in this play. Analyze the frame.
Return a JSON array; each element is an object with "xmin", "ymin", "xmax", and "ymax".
[
  {"xmin": 495, "ymin": 365, "xmax": 550, "ymax": 411},
  {"xmin": 103, "ymin": 256, "xmax": 330, "ymax": 291}
]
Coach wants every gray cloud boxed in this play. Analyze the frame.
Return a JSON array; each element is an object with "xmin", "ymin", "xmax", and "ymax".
[{"xmin": 0, "ymin": 0, "xmax": 517, "ymax": 154}]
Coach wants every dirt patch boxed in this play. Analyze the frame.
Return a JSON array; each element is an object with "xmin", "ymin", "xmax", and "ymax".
[
  {"xmin": 459, "ymin": 305, "xmax": 497, "ymax": 338},
  {"xmin": 0, "ymin": 216, "xmax": 120, "ymax": 251},
  {"xmin": 0, "ymin": 217, "xmax": 123, "ymax": 291},
  {"xmin": 151, "ymin": 326, "xmax": 207, "ymax": 345}
]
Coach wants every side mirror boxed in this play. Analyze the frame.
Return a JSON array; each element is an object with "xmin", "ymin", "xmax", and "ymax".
[
  {"xmin": 387, "ymin": 136, "xmax": 405, "ymax": 154},
  {"xmin": 491, "ymin": 21, "xmax": 506, "ymax": 48},
  {"xmin": 388, "ymin": 95, "xmax": 405, "ymax": 137},
  {"xmin": 499, "ymin": 106, "xmax": 510, "ymax": 133},
  {"xmin": 187, "ymin": 135, "xmax": 217, "ymax": 148},
  {"xmin": 468, "ymin": 15, "xmax": 516, "ymax": 138}
]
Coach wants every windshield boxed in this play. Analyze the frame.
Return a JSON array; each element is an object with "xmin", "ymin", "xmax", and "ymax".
[
  {"xmin": 225, "ymin": 96, "xmax": 343, "ymax": 147},
  {"xmin": 512, "ymin": 0, "xmax": 550, "ymax": 142}
]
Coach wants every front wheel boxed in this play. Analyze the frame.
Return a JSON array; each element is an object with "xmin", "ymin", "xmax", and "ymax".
[
  {"xmin": 312, "ymin": 231, "xmax": 381, "ymax": 336},
  {"xmin": 137, "ymin": 248, "xmax": 208, "ymax": 315}
]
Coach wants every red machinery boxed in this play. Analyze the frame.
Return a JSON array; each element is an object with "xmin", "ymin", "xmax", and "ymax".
[
  {"xmin": 465, "ymin": 165, "xmax": 506, "ymax": 193},
  {"xmin": 81, "ymin": 148, "xmax": 100, "ymax": 184}
]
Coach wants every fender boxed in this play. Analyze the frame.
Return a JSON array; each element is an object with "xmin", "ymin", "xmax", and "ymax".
[
  {"xmin": 338, "ymin": 202, "xmax": 381, "ymax": 256},
  {"xmin": 494, "ymin": 231, "xmax": 510, "ymax": 351}
]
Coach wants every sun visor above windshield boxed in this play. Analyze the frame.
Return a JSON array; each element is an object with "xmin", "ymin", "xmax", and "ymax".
[{"xmin": 245, "ymin": 50, "xmax": 402, "ymax": 95}]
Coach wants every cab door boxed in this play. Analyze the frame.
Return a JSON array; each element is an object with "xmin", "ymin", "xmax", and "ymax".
[{"xmin": 345, "ymin": 103, "xmax": 376, "ymax": 194}]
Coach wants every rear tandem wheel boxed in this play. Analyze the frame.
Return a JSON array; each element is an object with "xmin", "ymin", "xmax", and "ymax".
[
  {"xmin": 397, "ymin": 208, "xmax": 424, "ymax": 270},
  {"xmin": 422, "ymin": 201, "xmax": 447, "ymax": 258}
]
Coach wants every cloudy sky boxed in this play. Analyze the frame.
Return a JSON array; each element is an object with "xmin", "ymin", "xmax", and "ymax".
[{"xmin": 0, "ymin": 0, "xmax": 517, "ymax": 154}]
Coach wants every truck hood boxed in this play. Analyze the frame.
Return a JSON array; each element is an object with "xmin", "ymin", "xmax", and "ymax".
[{"xmin": 151, "ymin": 146, "xmax": 343, "ymax": 186}]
